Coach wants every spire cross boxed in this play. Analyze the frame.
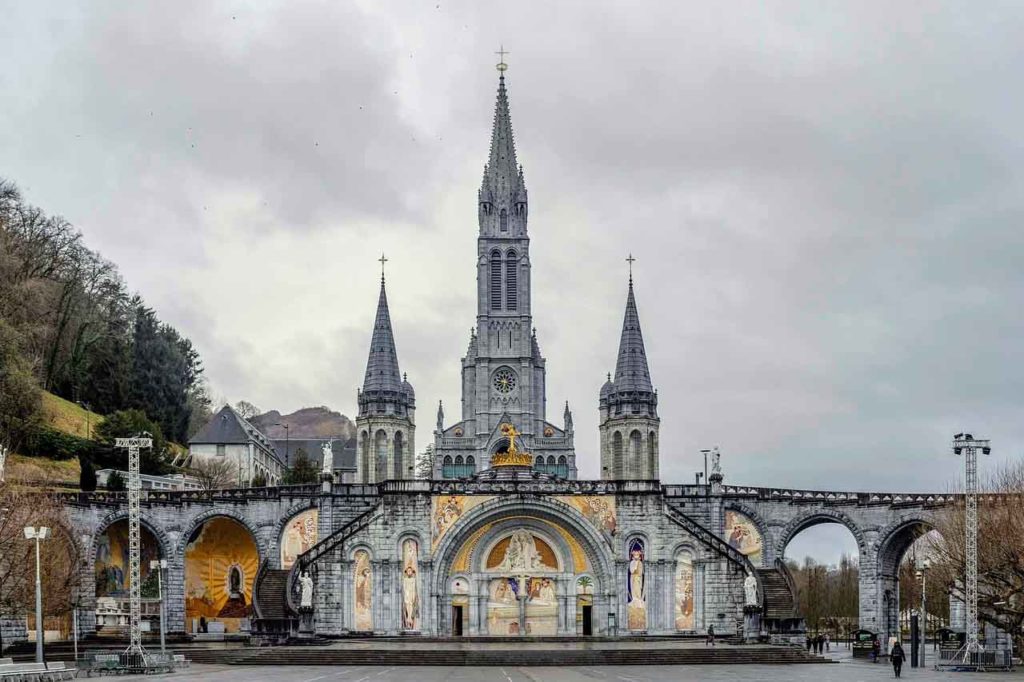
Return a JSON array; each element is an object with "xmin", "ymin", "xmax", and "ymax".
[
  {"xmin": 495, "ymin": 45, "xmax": 509, "ymax": 72},
  {"xmin": 378, "ymin": 252, "xmax": 388, "ymax": 281},
  {"xmin": 626, "ymin": 253, "xmax": 636, "ymax": 283}
]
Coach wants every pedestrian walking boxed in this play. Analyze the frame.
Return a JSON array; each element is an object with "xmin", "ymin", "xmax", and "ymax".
[
  {"xmin": 706, "ymin": 624, "xmax": 715, "ymax": 646},
  {"xmin": 871, "ymin": 638, "xmax": 881, "ymax": 663},
  {"xmin": 824, "ymin": 634, "xmax": 830, "ymax": 652},
  {"xmin": 806, "ymin": 636, "xmax": 813, "ymax": 652},
  {"xmin": 891, "ymin": 641, "xmax": 906, "ymax": 678}
]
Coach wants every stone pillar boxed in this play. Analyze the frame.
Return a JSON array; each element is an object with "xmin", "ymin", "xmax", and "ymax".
[
  {"xmin": 743, "ymin": 606, "xmax": 763, "ymax": 643},
  {"xmin": 858, "ymin": 545, "xmax": 885, "ymax": 635}
]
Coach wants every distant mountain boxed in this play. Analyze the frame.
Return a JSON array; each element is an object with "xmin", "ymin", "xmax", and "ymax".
[{"xmin": 250, "ymin": 407, "xmax": 356, "ymax": 440}]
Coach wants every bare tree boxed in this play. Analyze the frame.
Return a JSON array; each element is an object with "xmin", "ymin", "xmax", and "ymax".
[
  {"xmin": 189, "ymin": 457, "xmax": 236, "ymax": 490},
  {"xmin": 0, "ymin": 483, "xmax": 81, "ymax": 628},
  {"xmin": 927, "ymin": 462, "xmax": 1024, "ymax": 650},
  {"xmin": 234, "ymin": 401, "xmax": 260, "ymax": 421}
]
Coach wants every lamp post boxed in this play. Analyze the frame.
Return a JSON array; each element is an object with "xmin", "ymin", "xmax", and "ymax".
[
  {"xmin": 24, "ymin": 526, "xmax": 50, "ymax": 663},
  {"xmin": 77, "ymin": 401, "xmax": 92, "ymax": 439},
  {"xmin": 276, "ymin": 423, "xmax": 291, "ymax": 464},
  {"xmin": 917, "ymin": 558, "xmax": 931, "ymax": 668},
  {"xmin": 150, "ymin": 559, "xmax": 168, "ymax": 654}
]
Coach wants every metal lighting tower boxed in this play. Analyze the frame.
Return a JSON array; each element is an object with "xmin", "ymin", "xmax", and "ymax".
[
  {"xmin": 952, "ymin": 433, "xmax": 991, "ymax": 660},
  {"xmin": 115, "ymin": 436, "xmax": 152, "ymax": 662}
]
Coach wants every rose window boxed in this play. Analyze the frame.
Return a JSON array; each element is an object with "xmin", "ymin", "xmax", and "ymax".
[{"xmin": 493, "ymin": 369, "xmax": 517, "ymax": 394}]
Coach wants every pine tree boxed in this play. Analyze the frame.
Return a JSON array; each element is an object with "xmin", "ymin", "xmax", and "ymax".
[
  {"xmin": 283, "ymin": 448, "xmax": 318, "ymax": 485},
  {"xmin": 79, "ymin": 456, "xmax": 97, "ymax": 491},
  {"xmin": 106, "ymin": 470, "xmax": 125, "ymax": 491}
]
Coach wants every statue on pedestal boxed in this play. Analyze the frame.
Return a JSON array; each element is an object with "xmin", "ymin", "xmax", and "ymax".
[
  {"xmin": 321, "ymin": 441, "xmax": 333, "ymax": 476},
  {"xmin": 299, "ymin": 571, "xmax": 314, "ymax": 610},
  {"xmin": 743, "ymin": 572, "xmax": 759, "ymax": 608}
]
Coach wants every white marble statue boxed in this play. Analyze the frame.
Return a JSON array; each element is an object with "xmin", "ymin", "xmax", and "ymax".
[
  {"xmin": 321, "ymin": 441, "xmax": 333, "ymax": 475},
  {"xmin": 711, "ymin": 447, "xmax": 721, "ymax": 476},
  {"xmin": 498, "ymin": 530, "xmax": 544, "ymax": 572},
  {"xmin": 744, "ymin": 573, "xmax": 758, "ymax": 607},
  {"xmin": 299, "ymin": 571, "xmax": 314, "ymax": 609}
]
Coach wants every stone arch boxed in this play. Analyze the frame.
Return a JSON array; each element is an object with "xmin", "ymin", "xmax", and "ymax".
[
  {"xmin": 723, "ymin": 502, "xmax": 772, "ymax": 562},
  {"xmin": 91, "ymin": 510, "xmax": 174, "ymax": 569},
  {"xmin": 275, "ymin": 502, "xmax": 319, "ymax": 570},
  {"xmin": 471, "ymin": 520, "xmax": 570, "ymax": 574},
  {"xmin": 178, "ymin": 509, "xmax": 267, "ymax": 560},
  {"xmin": 430, "ymin": 496, "xmax": 615, "ymax": 598},
  {"xmin": 875, "ymin": 516, "xmax": 937, "ymax": 577},
  {"xmin": 775, "ymin": 508, "xmax": 867, "ymax": 561}
]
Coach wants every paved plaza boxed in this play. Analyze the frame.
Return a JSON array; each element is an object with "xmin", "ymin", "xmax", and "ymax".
[{"xmin": 105, "ymin": 660, "xmax": 1022, "ymax": 682}]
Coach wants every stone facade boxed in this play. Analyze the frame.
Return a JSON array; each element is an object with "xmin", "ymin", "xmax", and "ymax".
[{"xmin": 432, "ymin": 70, "xmax": 576, "ymax": 480}]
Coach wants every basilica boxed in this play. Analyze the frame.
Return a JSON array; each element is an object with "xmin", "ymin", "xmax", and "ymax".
[
  {"xmin": 70, "ymin": 63, "xmax": 943, "ymax": 648},
  {"xmin": 298, "ymin": 64, "xmax": 759, "ymax": 639}
]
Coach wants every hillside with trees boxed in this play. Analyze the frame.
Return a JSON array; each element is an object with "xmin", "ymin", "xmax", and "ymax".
[{"xmin": 0, "ymin": 178, "xmax": 211, "ymax": 480}]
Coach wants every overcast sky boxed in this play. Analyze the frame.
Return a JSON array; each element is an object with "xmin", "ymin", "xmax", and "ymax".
[{"xmin": 4, "ymin": 1, "xmax": 1023, "ymax": 564}]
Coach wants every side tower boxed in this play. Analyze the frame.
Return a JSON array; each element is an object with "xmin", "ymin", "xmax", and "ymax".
[
  {"xmin": 356, "ymin": 273, "xmax": 415, "ymax": 483},
  {"xmin": 599, "ymin": 273, "xmax": 659, "ymax": 480},
  {"xmin": 433, "ymin": 62, "xmax": 576, "ymax": 479}
]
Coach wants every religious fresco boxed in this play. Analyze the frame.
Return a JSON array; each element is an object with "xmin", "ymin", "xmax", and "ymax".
[
  {"xmin": 525, "ymin": 576, "xmax": 558, "ymax": 635},
  {"xmin": 485, "ymin": 530, "xmax": 558, "ymax": 572},
  {"xmin": 431, "ymin": 495, "xmax": 494, "ymax": 550},
  {"xmin": 184, "ymin": 517, "xmax": 258, "ymax": 633},
  {"xmin": 627, "ymin": 538, "xmax": 646, "ymax": 631},
  {"xmin": 95, "ymin": 520, "xmax": 160, "ymax": 598},
  {"xmin": 353, "ymin": 549, "xmax": 373, "ymax": 631},
  {"xmin": 486, "ymin": 577, "xmax": 520, "ymax": 635},
  {"xmin": 400, "ymin": 538, "xmax": 420, "ymax": 631},
  {"xmin": 556, "ymin": 496, "xmax": 616, "ymax": 535},
  {"xmin": 280, "ymin": 509, "xmax": 318, "ymax": 570},
  {"xmin": 674, "ymin": 552, "xmax": 695, "ymax": 631},
  {"xmin": 724, "ymin": 511, "xmax": 764, "ymax": 566}
]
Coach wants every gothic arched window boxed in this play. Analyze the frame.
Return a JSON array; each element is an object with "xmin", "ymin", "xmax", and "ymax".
[
  {"xmin": 506, "ymin": 250, "xmax": 518, "ymax": 310},
  {"xmin": 612, "ymin": 431, "xmax": 624, "ymax": 479},
  {"xmin": 490, "ymin": 250, "xmax": 502, "ymax": 310},
  {"xmin": 557, "ymin": 455, "xmax": 568, "ymax": 478},
  {"xmin": 374, "ymin": 429, "xmax": 388, "ymax": 482},
  {"xmin": 442, "ymin": 455, "xmax": 453, "ymax": 479},
  {"xmin": 466, "ymin": 455, "xmax": 475, "ymax": 477},
  {"xmin": 648, "ymin": 431, "xmax": 657, "ymax": 479},
  {"xmin": 630, "ymin": 430, "xmax": 643, "ymax": 479},
  {"xmin": 499, "ymin": 208, "xmax": 508, "ymax": 231},
  {"xmin": 394, "ymin": 431, "xmax": 404, "ymax": 479},
  {"xmin": 535, "ymin": 455, "xmax": 545, "ymax": 473},
  {"xmin": 360, "ymin": 431, "xmax": 369, "ymax": 483}
]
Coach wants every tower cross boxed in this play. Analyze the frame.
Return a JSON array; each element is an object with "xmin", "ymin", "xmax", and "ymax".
[
  {"xmin": 378, "ymin": 252, "xmax": 388, "ymax": 280},
  {"xmin": 626, "ymin": 253, "xmax": 636, "ymax": 283},
  {"xmin": 496, "ymin": 45, "xmax": 510, "ymax": 72}
]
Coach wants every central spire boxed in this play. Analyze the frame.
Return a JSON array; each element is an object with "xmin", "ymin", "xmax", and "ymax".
[{"xmin": 478, "ymin": 57, "xmax": 528, "ymax": 237}]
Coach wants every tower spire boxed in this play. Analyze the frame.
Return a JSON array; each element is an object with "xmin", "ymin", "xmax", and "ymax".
[
  {"xmin": 482, "ymin": 61, "xmax": 520, "ymax": 193},
  {"xmin": 362, "ymin": 275, "xmax": 403, "ymax": 393},
  {"xmin": 613, "ymin": 274, "xmax": 653, "ymax": 393}
]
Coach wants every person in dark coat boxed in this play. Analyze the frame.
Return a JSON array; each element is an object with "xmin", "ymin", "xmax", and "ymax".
[
  {"xmin": 891, "ymin": 641, "xmax": 906, "ymax": 677},
  {"xmin": 806, "ymin": 636, "xmax": 813, "ymax": 651},
  {"xmin": 706, "ymin": 624, "xmax": 715, "ymax": 646}
]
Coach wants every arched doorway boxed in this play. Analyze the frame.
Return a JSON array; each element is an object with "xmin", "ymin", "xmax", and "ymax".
[
  {"xmin": 431, "ymin": 497, "xmax": 614, "ymax": 637},
  {"xmin": 183, "ymin": 517, "xmax": 259, "ymax": 634}
]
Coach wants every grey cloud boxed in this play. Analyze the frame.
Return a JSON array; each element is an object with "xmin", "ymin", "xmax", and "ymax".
[{"xmin": 2, "ymin": 0, "xmax": 1022, "ymax": 523}]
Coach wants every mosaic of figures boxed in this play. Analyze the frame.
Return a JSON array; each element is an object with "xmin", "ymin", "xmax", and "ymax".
[
  {"xmin": 353, "ymin": 549, "xmax": 373, "ymax": 631},
  {"xmin": 627, "ymin": 538, "xmax": 646, "ymax": 630},
  {"xmin": 280, "ymin": 508, "xmax": 318, "ymax": 569},
  {"xmin": 724, "ymin": 510, "xmax": 764, "ymax": 566},
  {"xmin": 401, "ymin": 538, "xmax": 420, "ymax": 631},
  {"xmin": 184, "ymin": 517, "xmax": 258, "ymax": 633},
  {"xmin": 674, "ymin": 550, "xmax": 694, "ymax": 630},
  {"xmin": 432, "ymin": 494, "xmax": 616, "ymax": 552},
  {"xmin": 95, "ymin": 520, "xmax": 160, "ymax": 598}
]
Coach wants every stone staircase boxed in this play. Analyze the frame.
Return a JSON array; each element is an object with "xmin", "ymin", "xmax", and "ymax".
[
  {"xmin": 184, "ymin": 643, "xmax": 833, "ymax": 666},
  {"xmin": 757, "ymin": 568, "xmax": 798, "ymax": 621},
  {"xmin": 255, "ymin": 568, "xmax": 292, "ymax": 620}
]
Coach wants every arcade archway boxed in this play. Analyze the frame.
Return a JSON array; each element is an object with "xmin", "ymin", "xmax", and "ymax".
[{"xmin": 183, "ymin": 516, "xmax": 259, "ymax": 634}]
